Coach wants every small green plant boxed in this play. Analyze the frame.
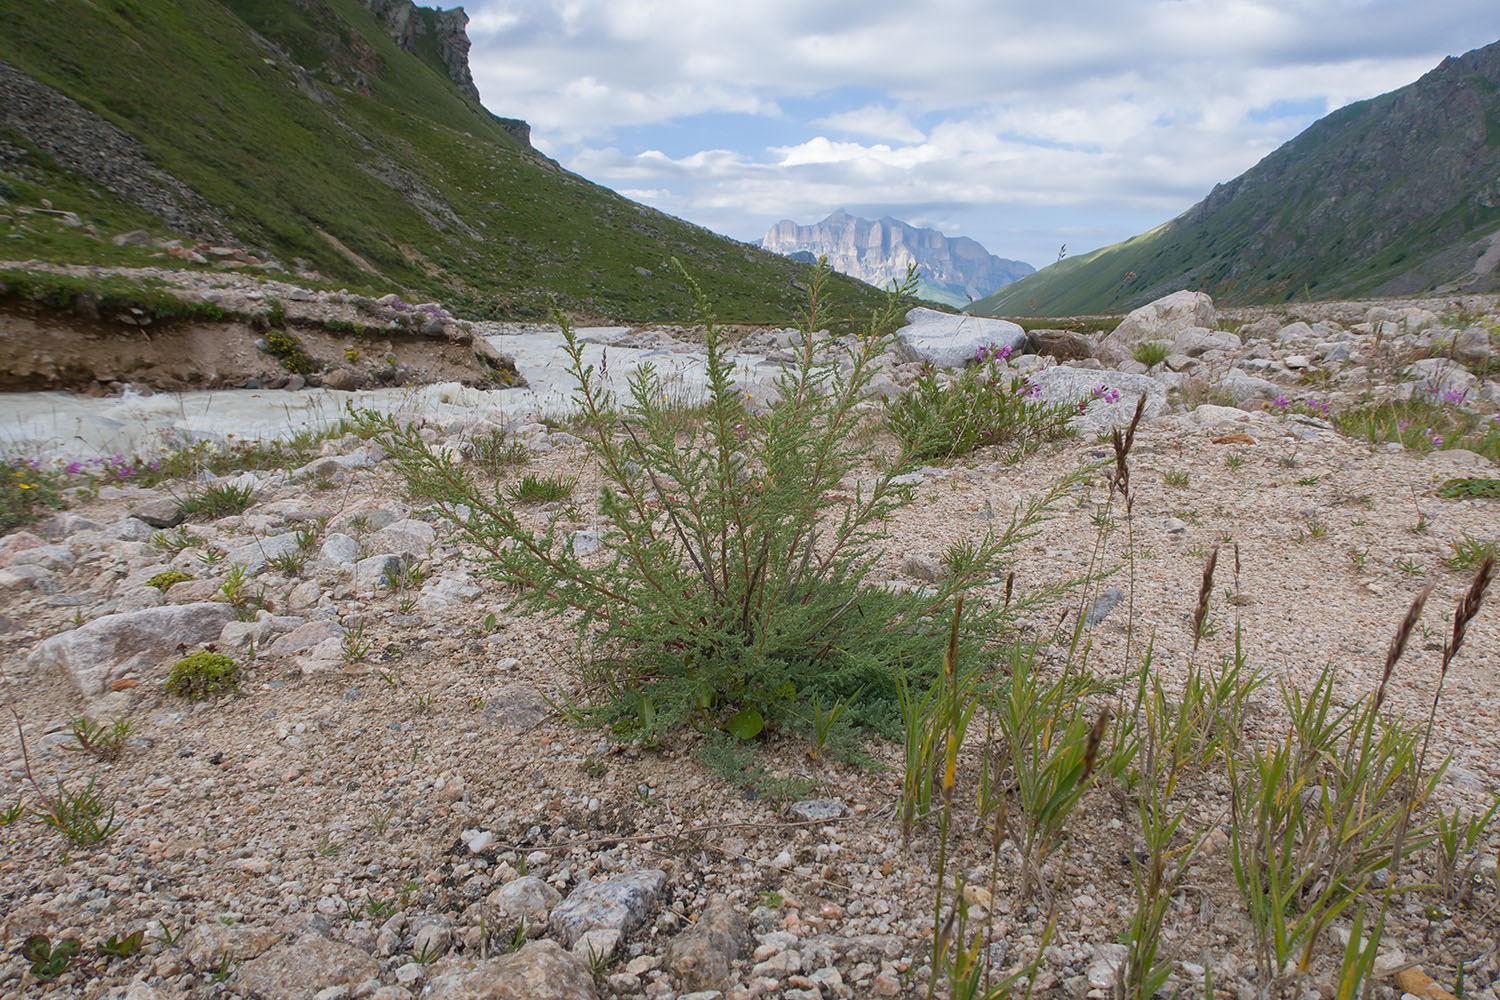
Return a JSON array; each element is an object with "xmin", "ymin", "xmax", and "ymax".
[
  {"xmin": 64, "ymin": 715, "xmax": 135, "ymax": 761},
  {"xmin": 341, "ymin": 622, "xmax": 372, "ymax": 663},
  {"xmin": 1395, "ymin": 556, "xmax": 1425, "ymax": 575},
  {"xmin": 197, "ymin": 546, "xmax": 227, "ymax": 565},
  {"xmin": 315, "ymin": 832, "xmax": 341, "ymax": 857},
  {"xmin": 506, "ymin": 472, "xmax": 576, "ymax": 503},
  {"xmin": 1296, "ymin": 474, "xmax": 1321, "ymax": 486},
  {"xmin": 1132, "ymin": 341, "xmax": 1171, "ymax": 367},
  {"xmin": 1226, "ymin": 453, "xmax": 1246, "ymax": 470},
  {"xmin": 100, "ymin": 929, "xmax": 145, "ymax": 959},
  {"xmin": 1433, "ymin": 796, "xmax": 1500, "ymax": 900},
  {"xmin": 166, "ymin": 651, "xmax": 240, "ymax": 699},
  {"xmin": 796, "ymin": 692, "xmax": 854, "ymax": 763},
  {"xmin": 1445, "ymin": 533, "xmax": 1498, "ymax": 572},
  {"xmin": 0, "ymin": 797, "xmax": 23, "ymax": 824},
  {"xmin": 210, "ymin": 953, "xmax": 239, "ymax": 983},
  {"xmin": 267, "ymin": 549, "xmax": 306, "ymax": 576},
  {"xmin": 152, "ymin": 525, "xmax": 204, "ymax": 555},
  {"xmin": 885, "ymin": 355, "xmax": 1076, "ymax": 461},
  {"xmin": 1, "ymin": 459, "xmax": 66, "ymax": 533},
  {"xmin": 695, "ymin": 730, "xmax": 815, "ymax": 805},
  {"xmin": 21, "ymin": 934, "xmax": 81, "ymax": 982},
  {"xmin": 1162, "ymin": 469, "xmax": 1189, "ymax": 486},
  {"xmin": 1438, "ymin": 477, "xmax": 1500, "ymax": 498},
  {"xmin": 263, "ymin": 329, "xmax": 315, "ymax": 374},
  {"xmin": 463, "ymin": 428, "xmax": 532, "ymax": 473},
  {"xmin": 368, "ymin": 806, "xmax": 394, "ymax": 833},
  {"xmin": 179, "ymin": 482, "xmax": 255, "ymax": 519},
  {"xmin": 146, "ymin": 569, "xmax": 194, "ymax": 591},
  {"xmin": 152, "ymin": 921, "xmax": 188, "ymax": 947},
  {"xmin": 32, "ymin": 777, "xmax": 124, "ymax": 846}
]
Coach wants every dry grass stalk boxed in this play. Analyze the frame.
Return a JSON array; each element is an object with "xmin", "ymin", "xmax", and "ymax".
[
  {"xmin": 1376, "ymin": 583, "xmax": 1433, "ymax": 711},
  {"xmin": 1082, "ymin": 708, "xmax": 1111, "ymax": 780},
  {"xmin": 1445, "ymin": 554, "xmax": 1494, "ymax": 666},
  {"xmin": 1108, "ymin": 392, "xmax": 1149, "ymax": 503},
  {"xmin": 1192, "ymin": 545, "xmax": 1220, "ymax": 653}
]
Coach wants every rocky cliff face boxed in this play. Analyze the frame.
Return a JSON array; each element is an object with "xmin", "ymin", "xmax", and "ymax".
[
  {"xmin": 760, "ymin": 210, "xmax": 1033, "ymax": 306},
  {"xmin": 361, "ymin": 0, "xmax": 481, "ymax": 105}
]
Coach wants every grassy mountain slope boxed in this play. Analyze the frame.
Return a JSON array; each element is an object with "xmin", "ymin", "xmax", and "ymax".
[
  {"xmin": 0, "ymin": 0, "xmax": 890, "ymax": 324},
  {"xmin": 970, "ymin": 39, "xmax": 1500, "ymax": 317}
]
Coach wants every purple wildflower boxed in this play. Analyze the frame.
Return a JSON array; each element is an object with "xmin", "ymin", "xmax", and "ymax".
[
  {"xmin": 1272, "ymin": 395, "xmax": 1289, "ymax": 409},
  {"xmin": 1441, "ymin": 387, "xmax": 1467, "ymax": 405}
]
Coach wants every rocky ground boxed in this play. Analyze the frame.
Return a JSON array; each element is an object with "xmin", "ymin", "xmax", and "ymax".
[{"xmin": 1, "ymin": 288, "xmax": 1499, "ymax": 1000}]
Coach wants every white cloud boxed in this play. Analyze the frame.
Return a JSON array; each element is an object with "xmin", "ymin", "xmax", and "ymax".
[{"xmin": 461, "ymin": 0, "xmax": 1500, "ymax": 264}]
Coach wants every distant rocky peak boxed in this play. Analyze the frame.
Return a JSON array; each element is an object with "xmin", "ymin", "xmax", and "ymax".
[
  {"xmin": 360, "ymin": 0, "xmax": 481, "ymax": 104},
  {"xmin": 760, "ymin": 210, "xmax": 1034, "ymax": 307}
]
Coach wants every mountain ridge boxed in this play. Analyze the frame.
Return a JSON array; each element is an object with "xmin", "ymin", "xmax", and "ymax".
[
  {"xmin": 969, "ymin": 38, "xmax": 1500, "ymax": 317},
  {"xmin": 760, "ymin": 209, "xmax": 1032, "ymax": 307},
  {"xmin": 0, "ymin": 0, "xmax": 889, "ymax": 324}
]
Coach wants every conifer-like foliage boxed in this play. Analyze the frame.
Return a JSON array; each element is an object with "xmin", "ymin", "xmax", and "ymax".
[{"xmin": 380, "ymin": 261, "xmax": 1084, "ymax": 734}]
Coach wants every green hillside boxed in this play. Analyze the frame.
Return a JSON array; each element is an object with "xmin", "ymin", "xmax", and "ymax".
[
  {"xmin": 0, "ymin": 0, "xmax": 890, "ymax": 324},
  {"xmin": 970, "ymin": 39, "xmax": 1500, "ymax": 317}
]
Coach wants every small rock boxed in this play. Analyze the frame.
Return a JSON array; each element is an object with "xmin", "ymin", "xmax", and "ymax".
[{"xmin": 549, "ymin": 870, "xmax": 667, "ymax": 948}]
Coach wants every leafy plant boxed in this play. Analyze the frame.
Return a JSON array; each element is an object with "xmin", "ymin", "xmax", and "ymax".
[
  {"xmin": 263, "ymin": 329, "xmax": 315, "ymax": 374},
  {"xmin": 152, "ymin": 525, "xmax": 204, "ymax": 555},
  {"xmin": 463, "ymin": 428, "xmax": 532, "ymax": 473},
  {"xmin": 381, "ymin": 261, "xmax": 1084, "ymax": 735},
  {"xmin": 1132, "ymin": 341, "xmax": 1171, "ymax": 367},
  {"xmin": 885, "ymin": 355, "xmax": 1076, "ymax": 461},
  {"xmin": 166, "ymin": 651, "xmax": 240, "ymax": 699},
  {"xmin": 21, "ymin": 934, "xmax": 81, "ymax": 982},
  {"xmin": 32, "ymin": 777, "xmax": 124, "ymax": 846},
  {"xmin": 1162, "ymin": 469, "xmax": 1189, "ymax": 486},
  {"xmin": 1438, "ymin": 477, "xmax": 1500, "ymax": 498},
  {"xmin": 1, "ymin": 458, "xmax": 65, "ymax": 533},
  {"xmin": 64, "ymin": 715, "xmax": 135, "ymax": 761},
  {"xmin": 1445, "ymin": 533, "xmax": 1498, "ymax": 572},
  {"xmin": 179, "ymin": 481, "xmax": 255, "ymax": 519},
  {"xmin": 145, "ymin": 569, "xmax": 194, "ymax": 591},
  {"xmin": 341, "ymin": 622, "xmax": 373, "ymax": 663},
  {"xmin": 100, "ymin": 929, "xmax": 145, "ymax": 959},
  {"xmin": 505, "ymin": 472, "xmax": 576, "ymax": 503}
]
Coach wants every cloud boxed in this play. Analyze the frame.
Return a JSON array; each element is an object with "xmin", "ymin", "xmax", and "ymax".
[
  {"xmin": 461, "ymin": 0, "xmax": 1500, "ymax": 264},
  {"xmin": 814, "ymin": 105, "xmax": 926, "ymax": 143}
]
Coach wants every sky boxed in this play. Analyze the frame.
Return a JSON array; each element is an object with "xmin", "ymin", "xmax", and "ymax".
[{"xmin": 463, "ymin": 1, "xmax": 1500, "ymax": 270}]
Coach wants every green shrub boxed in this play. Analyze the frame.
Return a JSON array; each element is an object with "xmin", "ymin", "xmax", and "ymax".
[
  {"xmin": 506, "ymin": 472, "xmax": 575, "ymax": 503},
  {"xmin": 462, "ymin": 429, "xmax": 531, "ymax": 473},
  {"xmin": 165, "ymin": 651, "xmax": 240, "ymax": 699},
  {"xmin": 263, "ymin": 330, "xmax": 314, "ymax": 375},
  {"xmin": 1, "ymin": 459, "xmax": 65, "ymax": 533},
  {"xmin": 381, "ymin": 261, "xmax": 1085, "ymax": 736},
  {"xmin": 179, "ymin": 482, "xmax": 255, "ymax": 519},
  {"xmin": 1132, "ymin": 341, "xmax": 1171, "ymax": 367},
  {"xmin": 885, "ymin": 360, "xmax": 1076, "ymax": 461},
  {"xmin": 146, "ymin": 569, "xmax": 194, "ymax": 591}
]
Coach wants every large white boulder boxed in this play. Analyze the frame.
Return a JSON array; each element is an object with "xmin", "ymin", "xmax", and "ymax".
[
  {"xmin": 1028, "ymin": 368, "xmax": 1168, "ymax": 433},
  {"xmin": 1099, "ymin": 291, "xmax": 1215, "ymax": 363},
  {"xmin": 895, "ymin": 308, "xmax": 1026, "ymax": 369},
  {"xmin": 27, "ymin": 602, "xmax": 235, "ymax": 695}
]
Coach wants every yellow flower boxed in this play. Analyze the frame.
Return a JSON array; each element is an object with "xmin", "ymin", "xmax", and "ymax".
[{"xmin": 18, "ymin": 483, "xmax": 32, "ymax": 490}]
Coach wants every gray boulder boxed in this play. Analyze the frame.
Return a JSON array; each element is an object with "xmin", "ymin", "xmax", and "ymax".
[
  {"xmin": 233, "ymin": 932, "xmax": 379, "ymax": 999},
  {"xmin": 27, "ymin": 602, "xmax": 235, "ymax": 695},
  {"xmin": 1174, "ymin": 326, "xmax": 1241, "ymax": 357},
  {"xmin": 1027, "ymin": 368, "xmax": 1168, "ymax": 432},
  {"xmin": 486, "ymin": 876, "xmax": 563, "ymax": 937},
  {"xmin": 895, "ymin": 308, "xmax": 1026, "ymax": 369},
  {"xmin": 226, "ymin": 532, "xmax": 303, "ymax": 573},
  {"xmin": 549, "ymin": 870, "xmax": 666, "ymax": 948},
  {"xmin": 1216, "ymin": 374, "xmax": 1282, "ymax": 406},
  {"xmin": 1099, "ymin": 291, "xmax": 1214, "ymax": 363},
  {"xmin": 665, "ymin": 895, "xmax": 748, "ymax": 992},
  {"xmin": 421, "ymin": 940, "xmax": 596, "ymax": 1000}
]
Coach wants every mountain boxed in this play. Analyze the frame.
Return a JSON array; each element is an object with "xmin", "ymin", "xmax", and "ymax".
[
  {"xmin": 969, "ymin": 39, "xmax": 1500, "ymax": 318},
  {"xmin": 0, "ymin": 0, "xmax": 889, "ymax": 324},
  {"xmin": 760, "ymin": 210, "xmax": 1033, "ymax": 307}
]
